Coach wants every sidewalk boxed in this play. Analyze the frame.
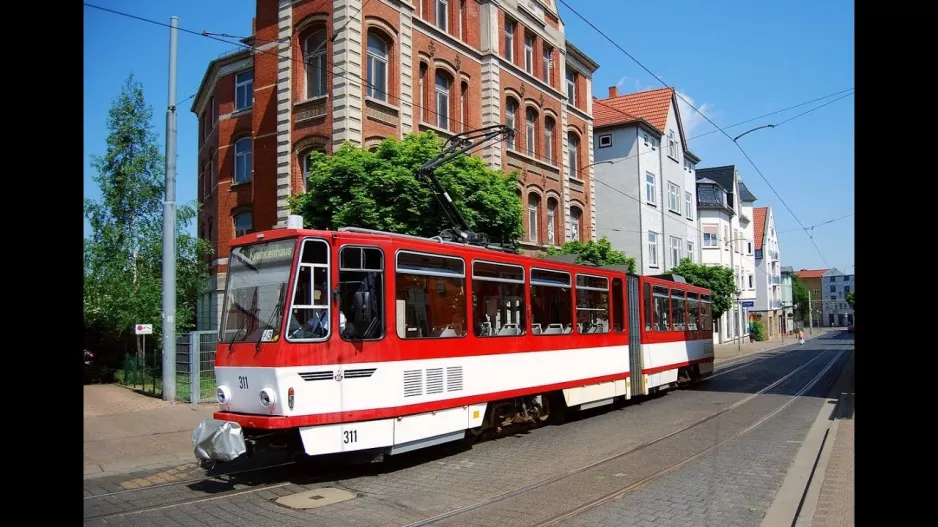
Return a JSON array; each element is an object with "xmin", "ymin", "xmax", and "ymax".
[
  {"xmin": 714, "ymin": 327, "xmax": 833, "ymax": 364},
  {"xmin": 83, "ymin": 384, "xmax": 216, "ymax": 479}
]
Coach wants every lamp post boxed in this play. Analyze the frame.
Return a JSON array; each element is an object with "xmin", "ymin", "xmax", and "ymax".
[{"xmin": 735, "ymin": 289, "xmax": 742, "ymax": 350}]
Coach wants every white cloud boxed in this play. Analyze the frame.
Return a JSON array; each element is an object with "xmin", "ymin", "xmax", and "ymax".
[
  {"xmin": 616, "ymin": 76, "xmax": 628, "ymax": 88},
  {"xmin": 675, "ymin": 90, "xmax": 718, "ymax": 136}
]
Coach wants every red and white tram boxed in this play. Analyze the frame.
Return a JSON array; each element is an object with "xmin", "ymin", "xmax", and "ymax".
[
  {"xmin": 192, "ymin": 225, "xmax": 714, "ymax": 462},
  {"xmin": 191, "ymin": 125, "xmax": 715, "ymax": 463}
]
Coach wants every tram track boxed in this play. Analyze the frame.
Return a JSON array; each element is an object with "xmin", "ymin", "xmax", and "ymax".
[
  {"xmin": 404, "ymin": 346, "xmax": 848, "ymax": 527},
  {"xmin": 84, "ymin": 338, "xmax": 841, "ymax": 524}
]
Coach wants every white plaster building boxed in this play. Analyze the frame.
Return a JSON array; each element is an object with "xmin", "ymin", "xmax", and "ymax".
[
  {"xmin": 822, "ymin": 268, "xmax": 854, "ymax": 327},
  {"xmin": 695, "ymin": 165, "xmax": 757, "ymax": 344},
  {"xmin": 592, "ymin": 86, "xmax": 701, "ymax": 274},
  {"xmin": 753, "ymin": 205, "xmax": 784, "ymax": 337}
]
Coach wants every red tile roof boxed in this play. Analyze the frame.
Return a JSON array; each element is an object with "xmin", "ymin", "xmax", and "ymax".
[
  {"xmin": 593, "ymin": 87, "xmax": 674, "ymax": 132},
  {"xmin": 753, "ymin": 207, "xmax": 767, "ymax": 251},
  {"xmin": 794, "ymin": 269, "xmax": 828, "ymax": 279}
]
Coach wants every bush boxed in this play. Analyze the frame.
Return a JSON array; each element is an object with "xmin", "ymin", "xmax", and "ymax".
[{"xmin": 751, "ymin": 320, "xmax": 766, "ymax": 341}]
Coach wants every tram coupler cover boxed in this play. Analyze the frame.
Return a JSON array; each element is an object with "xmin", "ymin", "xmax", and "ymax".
[{"xmin": 192, "ymin": 419, "xmax": 247, "ymax": 462}]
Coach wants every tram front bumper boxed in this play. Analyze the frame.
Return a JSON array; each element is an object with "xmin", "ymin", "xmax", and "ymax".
[{"xmin": 192, "ymin": 418, "xmax": 247, "ymax": 462}]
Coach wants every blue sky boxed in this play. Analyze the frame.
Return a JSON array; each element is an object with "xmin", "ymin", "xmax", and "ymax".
[{"xmin": 84, "ymin": 0, "xmax": 854, "ymax": 273}]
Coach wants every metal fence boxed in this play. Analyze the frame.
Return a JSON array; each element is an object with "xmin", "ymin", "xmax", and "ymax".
[
  {"xmin": 176, "ymin": 330, "xmax": 219, "ymax": 404},
  {"xmin": 120, "ymin": 347, "xmax": 163, "ymax": 399}
]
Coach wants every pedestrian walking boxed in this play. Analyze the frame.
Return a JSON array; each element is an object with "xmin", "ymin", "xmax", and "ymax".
[{"xmin": 797, "ymin": 328, "xmax": 805, "ymax": 345}]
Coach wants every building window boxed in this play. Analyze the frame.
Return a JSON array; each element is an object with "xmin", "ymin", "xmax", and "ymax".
[
  {"xmin": 748, "ymin": 274, "xmax": 754, "ymax": 289},
  {"xmin": 566, "ymin": 69, "xmax": 576, "ymax": 106},
  {"xmin": 436, "ymin": 0, "xmax": 448, "ymax": 31},
  {"xmin": 668, "ymin": 183, "xmax": 680, "ymax": 213},
  {"xmin": 685, "ymin": 191, "xmax": 693, "ymax": 219},
  {"xmin": 460, "ymin": 81, "xmax": 469, "ymax": 131},
  {"xmin": 542, "ymin": 46, "xmax": 552, "ymax": 84},
  {"xmin": 747, "ymin": 241, "xmax": 753, "ymax": 255},
  {"xmin": 435, "ymin": 71, "xmax": 451, "ymax": 130},
  {"xmin": 598, "ymin": 134, "xmax": 612, "ymax": 148},
  {"xmin": 209, "ymin": 96, "xmax": 215, "ymax": 124},
  {"xmin": 525, "ymin": 108, "xmax": 537, "ymax": 154},
  {"xmin": 528, "ymin": 193, "xmax": 539, "ymax": 243},
  {"xmin": 570, "ymin": 206, "xmax": 582, "ymax": 241},
  {"xmin": 233, "ymin": 212, "xmax": 252, "ymax": 237},
  {"xmin": 723, "ymin": 226, "xmax": 729, "ymax": 250},
  {"xmin": 687, "ymin": 241, "xmax": 695, "ymax": 263},
  {"xmin": 366, "ymin": 32, "xmax": 389, "ymax": 101},
  {"xmin": 395, "ymin": 251, "xmax": 467, "ymax": 339},
  {"xmin": 233, "ymin": 137, "xmax": 252, "ymax": 184},
  {"xmin": 567, "ymin": 132, "xmax": 579, "ymax": 178},
  {"xmin": 547, "ymin": 198, "xmax": 557, "ymax": 245},
  {"xmin": 304, "ymin": 29, "xmax": 328, "ymax": 99},
  {"xmin": 524, "ymin": 33, "xmax": 534, "ymax": 74},
  {"xmin": 504, "ymin": 19, "xmax": 514, "ymax": 62},
  {"xmin": 648, "ymin": 232, "xmax": 659, "ymax": 267},
  {"xmin": 667, "ymin": 129, "xmax": 678, "ymax": 159},
  {"xmin": 703, "ymin": 225, "xmax": 718, "ymax": 247},
  {"xmin": 544, "ymin": 117, "xmax": 554, "ymax": 162},
  {"xmin": 235, "ymin": 70, "xmax": 253, "ymax": 110},
  {"xmin": 645, "ymin": 173, "xmax": 656, "ymax": 205},
  {"xmin": 505, "ymin": 98, "xmax": 518, "ymax": 150},
  {"xmin": 419, "ymin": 63, "xmax": 428, "ymax": 121},
  {"xmin": 670, "ymin": 236, "xmax": 682, "ymax": 267}
]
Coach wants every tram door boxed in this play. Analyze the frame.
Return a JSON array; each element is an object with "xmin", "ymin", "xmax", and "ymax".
[{"xmin": 627, "ymin": 275, "xmax": 644, "ymax": 396}]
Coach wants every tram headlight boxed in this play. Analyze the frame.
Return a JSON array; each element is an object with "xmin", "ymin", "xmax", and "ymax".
[
  {"xmin": 259, "ymin": 388, "xmax": 277, "ymax": 408},
  {"xmin": 216, "ymin": 385, "xmax": 231, "ymax": 404}
]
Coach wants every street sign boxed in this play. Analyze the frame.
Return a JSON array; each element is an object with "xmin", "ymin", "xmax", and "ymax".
[
  {"xmin": 741, "ymin": 301, "xmax": 755, "ymax": 308},
  {"xmin": 135, "ymin": 324, "xmax": 153, "ymax": 335}
]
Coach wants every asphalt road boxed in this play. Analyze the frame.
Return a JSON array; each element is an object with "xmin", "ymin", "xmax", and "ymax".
[{"xmin": 83, "ymin": 331, "xmax": 854, "ymax": 527}]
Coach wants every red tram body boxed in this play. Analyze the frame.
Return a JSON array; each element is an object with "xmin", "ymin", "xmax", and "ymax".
[{"xmin": 195, "ymin": 226, "xmax": 714, "ymax": 462}]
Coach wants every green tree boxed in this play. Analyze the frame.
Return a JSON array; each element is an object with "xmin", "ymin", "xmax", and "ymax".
[
  {"xmin": 544, "ymin": 236, "xmax": 636, "ymax": 273},
  {"xmin": 669, "ymin": 258, "xmax": 737, "ymax": 320},
  {"xmin": 845, "ymin": 290, "xmax": 854, "ymax": 309},
  {"xmin": 84, "ymin": 74, "xmax": 211, "ymax": 375},
  {"xmin": 791, "ymin": 274, "xmax": 810, "ymax": 320},
  {"xmin": 288, "ymin": 131, "xmax": 524, "ymax": 244}
]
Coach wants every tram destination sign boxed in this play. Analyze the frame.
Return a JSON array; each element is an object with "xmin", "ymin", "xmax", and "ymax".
[{"xmin": 135, "ymin": 324, "xmax": 153, "ymax": 335}]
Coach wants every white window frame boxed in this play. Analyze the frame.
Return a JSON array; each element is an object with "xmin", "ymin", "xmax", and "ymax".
[
  {"xmin": 598, "ymin": 134, "xmax": 612, "ymax": 148},
  {"xmin": 436, "ymin": 0, "xmax": 448, "ymax": 31},
  {"xmin": 234, "ymin": 212, "xmax": 252, "ymax": 237},
  {"xmin": 506, "ymin": 99, "xmax": 517, "ymax": 151},
  {"xmin": 435, "ymin": 73, "xmax": 450, "ymax": 130},
  {"xmin": 542, "ymin": 46, "xmax": 551, "ymax": 84},
  {"xmin": 670, "ymin": 236, "xmax": 682, "ymax": 267},
  {"xmin": 668, "ymin": 182, "xmax": 680, "ymax": 213},
  {"xmin": 686, "ymin": 241, "xmax": 694, "ymax": 263},
  {"xmin": 546, "ymin": 202, "xmax": 555, "ymax": 245},
  {"xmin": 570, "ymin": 208, "xmax": 581, "ymax": 241},
  {"xmin": 567, "ymin": 133, "xmax": 579, "ymax": 178},
  {"xmin": 703, "ymin": 225, "xmax": 718, "ymax": 248},
  {"xmin": 566, "ymin": 69, "xmax": 576, "ymax": 106},
  {"xmin": 647, "ymin": 232, "xmax": 659, "ymax": 267},
  {"xmin": 366, "ymin": 32, "xmax": 388, "ymax": 101},
  {"xmin": 528, "ymin": 196, "xmax": 538, "ymax": 243},
  {"xmin": 304, "ymin": 30, "xmax": 328, "ymax": 99},
  {"xmin": 235, "ymin": 70, "xmax": 253, "ymax": 111},
  {"xmin": 233, "ymin": 137, "xmax": 252, "ymax": 184},
  {"xmin": 645, "ymin": 172, "xmax": 656, "ymax": 205},
  {"xmin": 504, "ymin": 20, "xmax": 514, "ymax": 62},
  {"xmin": 524, "ymin": 33, "xmax": 534, "ymax": 74},
  {"xmin": 544, "ymin": 119, "xmax": 553, "ymax": 161},
  {"xmin": 525, "ymin": 108, "xmax": 537, "ymax": 154},
  {"xmin": 685, "ymin": 191, "xmax": 693, "ymax": 219},
  {"xmin": 667, "ymin": 129, "xmax": 678, "ymax": 160}
]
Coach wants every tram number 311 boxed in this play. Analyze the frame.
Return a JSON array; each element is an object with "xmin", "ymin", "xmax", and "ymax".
[{"xmin": 343, "ymin": 430, "xmax": 358, "ymax": 444}]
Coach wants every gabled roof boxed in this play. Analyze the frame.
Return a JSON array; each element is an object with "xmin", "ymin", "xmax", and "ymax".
[
  {"xmin": 738, "ymin": 180, "xmax": 757, "ymax": 202},
  {"xmin": 594, "ymin": 87, "xmax": 673, "ymax": 132},
  {"xmin": 781, "ymin": 266, "xmax": 794, "ymax": 274},
  {"xmin": 795, "ymin": 269, "xmax": 829, "ymax": 279},
  {"xmin": 753, "ymin": 206, "xmax": 768, "ymax": 251}
]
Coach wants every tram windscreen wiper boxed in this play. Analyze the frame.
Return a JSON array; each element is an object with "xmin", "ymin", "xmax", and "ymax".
[
  {"xmin": 256, "ymin": 284, "xmax": 286, "ymax": 352},
  {"xmin": 228, "ymin": 298, "xmax": 257, "ymax": 351}
]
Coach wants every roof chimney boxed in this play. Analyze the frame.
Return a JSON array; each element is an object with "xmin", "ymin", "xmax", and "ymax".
[{"xmin": 608, "ymin": 86, "xmax": 618, "ymax": 98}]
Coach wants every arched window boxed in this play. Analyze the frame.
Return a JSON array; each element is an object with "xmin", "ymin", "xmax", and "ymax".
[
  {"xmin": 525, "ymin": 108, "xmax": 537, "ymax": 155},
  {"xmin": 366, "ymin": 32, "xmax": 389, "ymax": 101},
  {"xmin": 304, "ymin": 29, "xmax": 328, "ymax": 99},
  {"xmin": 298, "ymin": 148, "xmax": 325, "ymax": 193},
  {"xmin": 544, "ymin": 117, "xmax": 555, "ymax": 162},
  {"xmin": 569, "ymin": 206, "xmax": 582, "ymax": 241},
  {"xmin": 528, "ymin": 193, "xmax": 540, "ymax": 243},
  {"xmin": 234, "ymin": 137, "xmax": 252, "ymax": 184},
  {"xmin": 460, "ymin": 81, "xmax": 469, "ymax": 131},
  {"xmin": 419, "ymin": 62, "xmax": 429, "ymax": 122},
  {"xmin": 567, "ymin": 132, "xmax": 580, "ymax": 179},
  {"xmin": 547, "ymin": 197, "xmax": 558, "ymax": 245},
  {"xmin": 234, "ymin": 212, "xmax": 252, "ymax": 237},
  {"xmin": 505, "ymin": 98, "xmax": 518, "ymax": 150},
  {"xmin": 435, "ymin": 71, "xmax": 452, "ymax": 130}
]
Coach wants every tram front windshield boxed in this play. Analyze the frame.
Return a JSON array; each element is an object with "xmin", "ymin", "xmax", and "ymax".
[{"xmin": 219, "ymin": 238, "xmax": 297, "ymax": 344}]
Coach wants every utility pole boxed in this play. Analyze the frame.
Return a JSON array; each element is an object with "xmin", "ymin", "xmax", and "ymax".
[
  {"xmin": 807, "ymin": 290, "xmax": 813, "ymax": 335},
  {"xmin": 161, "ymin": 16, "xmax": 179, "ymax": 402},
  {"xmin": 728, "ymin": 238, "xmax": 741, "ymax": 350}
]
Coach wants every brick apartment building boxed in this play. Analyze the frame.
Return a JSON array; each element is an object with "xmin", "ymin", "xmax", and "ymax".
[{"xmin": 191, "ymin": 0, "xmax": 600, "ymax": 330}]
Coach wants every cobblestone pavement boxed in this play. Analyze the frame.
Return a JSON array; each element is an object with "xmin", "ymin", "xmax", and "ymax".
[
  {"xmin": 807, "ymin": 390, "xmax": 854, "ymax": 527},
  {"xmin": 83, "ymin": 332, "xmax": 853, "ymax": 527}
]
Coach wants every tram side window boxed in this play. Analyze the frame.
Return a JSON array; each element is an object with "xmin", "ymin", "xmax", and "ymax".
[
  {"xmin": 643, "ymin": 282, "xmax": 652, "ymax": 331},
  {"xmin": 472, "ymin": 261, "xmax": 526, "ymax": 337},
  {"xmin": 612, "ymin": 278, "xmax": 624, "ymax": 332},
  {"xmin": 576, "ymin": 274, "xmax": 609, "ymax": 334},
  {"xmin": 395, "ymin": 251, "xmax": 467, "ymax": 339},
  {"xmin": 687, "ymin": 292, "xmax": 699, "ymax": 331},
  {"xmin": 701, "ymin": 295, "xmax": 712, "ymax": 331},
  {"xmin": 530, "ymin": 268, "xmax": 572, "ymax": 335},
  {"xmin": 338, "ymin": 246, "xmax": 385, "ymax": 341},
  {"xmin": 670, "ymin": 289, "xmax": 686, "ymax": 331},
  {"xmin": 288, "ymin": 239, "xmax": 331, "ymax": 341},
  {"xmin": 653, "ymin": 286, "xmax": 670, "ymax": 331}
]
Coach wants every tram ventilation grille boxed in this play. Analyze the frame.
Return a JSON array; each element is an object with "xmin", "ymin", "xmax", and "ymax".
[
  {"xmin": 404, "ymin": 370, "xmax": 423, "ymax": 397},
  {"xmin": 426, "ymin": 368, "xmax": 444, "ymax": 394},
  {"xmin": 403, "ymin": 366, "xmax": 464, "ymax": 397},
  {"xmin": 446, "ymin": 366, "xmax": 463, "ymax": 392}
]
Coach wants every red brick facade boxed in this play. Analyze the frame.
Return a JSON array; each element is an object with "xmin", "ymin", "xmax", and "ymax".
[{"xmin": 191, "ymin": 0, "xmax": 599, "ymax": 329}]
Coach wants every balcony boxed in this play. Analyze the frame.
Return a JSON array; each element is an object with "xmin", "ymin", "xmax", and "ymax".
[{"xmin": 770, "ymin": 250, "xmax": 779, "ymax": 261}]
